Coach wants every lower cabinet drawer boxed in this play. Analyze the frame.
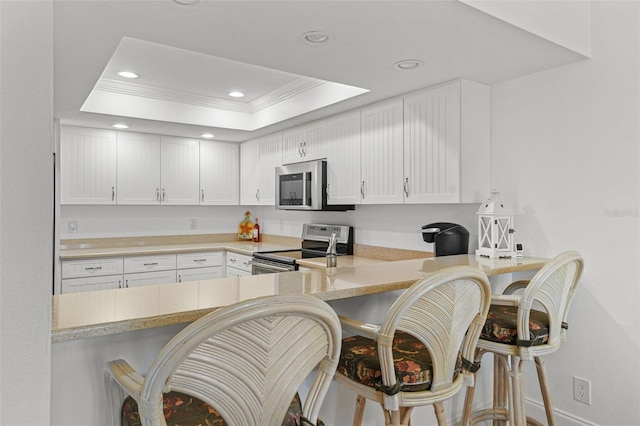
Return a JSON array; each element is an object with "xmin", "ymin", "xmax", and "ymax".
[
  {"xmin": 177, "ymin": 266, "xmax": 223, "ymax": 283},
  {"xmin": 124, "ymin": 255, "xmax": 177, "ymax": 274},
  {"xmin": 61, "ymin": 275, "xmax": 123, "ymax": 294},
  {"xmin": 176, "ymin": 252, "xmax": 224, "ymax": 269},
  {"xmin": 124, "ymin": 270, "xmax": 177, "ymax": 288},
  {"xmin": 62, "ymin": 258, "xmax": 124, "ymax": 279}
]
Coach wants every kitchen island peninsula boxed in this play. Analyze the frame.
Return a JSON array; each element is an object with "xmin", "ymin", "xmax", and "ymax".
[{"xmin": 51, "ymin": 254, "xmax": 548, "ymax": 425}]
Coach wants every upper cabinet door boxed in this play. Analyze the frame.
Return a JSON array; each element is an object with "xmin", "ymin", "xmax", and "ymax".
[
  {"xmin": 325, "ymin": 111, "xmax": 362, "ymax": 205},
  {"xmin": 60, "ymin": 126, "xmax": 117, "ymax": 205},
  {"xmin": 160, "ymin": 137, "xmax": 200, "ymax": 205},
  {"xmin": 360, "ymin": 99, "xmax": 405, "ymax": 204},
  {"xmin": 282, "ymin": 121, "xmax": 326, "ymax": 164},
  {"xmin": 116, "ymin": 132, "xmax": 161, "ymax": 205},
  {"xmin": 200, "ymin": 141, "xmax": 239, "ymax": 205},
  {"xmin": 403, "ymin": 82, "xmax": 461, "ymax": 203},
  {"xmin": 403, "ymin": 80, "xmax": 490, "ymax": 204},
  {"xmin": 258, "ymin": 133, "xmax": 282, "ymax": 205},
  {"xmin": 239, "ymin": 139, "xmax": 260, "ymax": 205}
]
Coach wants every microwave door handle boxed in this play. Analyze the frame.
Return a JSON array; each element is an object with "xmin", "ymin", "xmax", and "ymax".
[{"xmin": 303, "ymin": 172, "xmax": 310, "ymax": 206}]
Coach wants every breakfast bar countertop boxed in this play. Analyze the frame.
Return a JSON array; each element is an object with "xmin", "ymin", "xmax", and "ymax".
[{"xmin": 52, "ymin": 255, "xmax": 549, "ymax": 343}]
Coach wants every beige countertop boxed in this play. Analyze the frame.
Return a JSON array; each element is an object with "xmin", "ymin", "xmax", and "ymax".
[
  {"xmin": 297, "ymin": 255, "xmax": 387, "ymax": 269},
  {"xmin": 52, "ymin": 254, "xmax": 549, "ymax": 343},
  {"xmin": 59, "ymin": 241, "xmax": 298, "ymax": 260}
]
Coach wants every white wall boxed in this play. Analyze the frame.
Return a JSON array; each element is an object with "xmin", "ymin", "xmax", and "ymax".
[
  {"xmin": 61, "ymin": 203, "xmax": 482, "ymax": 253},
  {"xmin": 0, "ymin": 0, "xmax": 53, "ymax": 424},
  {"xmin": 490, "ymin": 2, "xmax": 639, "ymax": 425}
]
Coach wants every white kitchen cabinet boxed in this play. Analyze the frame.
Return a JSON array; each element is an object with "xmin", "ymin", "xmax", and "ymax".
[
  {"xmin": 61, "ymin": 275, "xmax": 123, "ymax": 293},
  {"xmin": 177, "ymin": 267, "xmax": 223, "ymax": 283},
  {"xmin": 360, "ymin": 99, "xmax": 405, "ymax": 204},
  {"xmin": 176, "ymin": 251, "xmax": 224, "ymax": 282},
  {"xmin": 60, "ymin": 126, "xmax": 117, "ymax": 205},
  {"xmin": 200, "ymin": 141, "xmax": 239, "ymax": 205},
  {"xmin": 161, "ymin": 136, "xmax": 201, "ymax": 205},
  {"xmin": 116, "ymin": 132, "xmax": 162, "ymax": 205},
  {"xmin": 325, "ymin": 111, "xmax": 362, "ymax": 205},
  {"xmin": 117, "ymin": 134, "xmax": 200, "ymax": 205},
  {"xmin": 282, "ymin": 121, "xmax": 326, "ymax": 164},
  {"xmin": 60, "ymin": 257, "xmax": 124, "ymax": 294},
  {"xmin": 240, "ymin": 134, "xmax": 282, "ymax": 205},
  {"xmin": 124, "ymin": 270, "xmax": 178, "ymax": 288},
  {"xmin": 403, "ymin": 80, "xmax": 490, "ymax": 203},
  {"xmin": 226, "ymin": 251, "xmax": 252, "ymax": 277}
]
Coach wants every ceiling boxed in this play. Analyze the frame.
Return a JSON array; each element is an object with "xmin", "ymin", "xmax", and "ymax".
[{"xmin": 53, "ymin": 0, "xmax": 587, "ymax": 143}]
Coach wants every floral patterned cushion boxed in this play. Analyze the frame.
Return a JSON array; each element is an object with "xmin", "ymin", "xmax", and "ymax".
[
  {"xmin": 338, "ymin": 331, "xmax": 445, "ymax": 393},
  {"xmin": 122, "ymin": 391, "xmax": 322, "ymax": 426},
  {"xmin": 481, "ymin": 305, "xmax": 550, "ymax": 346}
]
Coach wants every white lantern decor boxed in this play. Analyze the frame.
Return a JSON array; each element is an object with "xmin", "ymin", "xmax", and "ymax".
[{"xmin": 476, "ymin": 191, "xmax": 517, "ymax": 258}]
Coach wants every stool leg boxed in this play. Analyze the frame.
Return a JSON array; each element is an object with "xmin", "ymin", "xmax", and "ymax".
[
  {"xmin": 509, "ymin": 355, "xmax": 527, "ymax": 426},
  {"xmin": 461, "ymin": 374, "xmax": 477, "ymax": 425},
  {"xmin": 535, "ymin": 356, "xmax": 556, "ymax": 426},
  {"xmin": 433, "ymin": 402, "xmax": 447, "ymax": 426},
  {"xmin": 353, "ymin": 395, "xmax": 366, "ymax": 426},
  {"xmin": 494, "ymin": 354, "xmax": 509, "ymax": 426}
]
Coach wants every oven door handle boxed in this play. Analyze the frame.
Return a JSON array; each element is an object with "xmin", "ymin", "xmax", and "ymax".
[{"xmin": 252, "ymin": 260, "xmax": 296, "ymax": 274}]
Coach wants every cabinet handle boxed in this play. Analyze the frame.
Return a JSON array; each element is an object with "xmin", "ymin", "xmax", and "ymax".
[
  {"xmin": 156, "ymin": 188, "xmax": 160, "ymax": 201},
  {"xmin": 118, "ymin": 280, "xmax": 122, "ymax": 289},
  {"xmin": 229, "ymin": 258, "xmax": 237, "ymax": 263},
  {"xmin": 361, "ymin": 181, "xmax": 365, "ymax": 198},
  {"xmin": 404, "ymin": 178, "xmax": 409, "ymax": 197},
  {"xmin": 301, "ymin": 141, "xmax": 306, "ymax": 156},
  {"xmin": 255, "ymin": 188, "xmax": 260, "ymax": 202},
  {"xmin": 125, "ymin": 279, "xmax": 129, "ymax": 288},
  {"xmin": 201, "ymin": 189, "xmax": 205, "ymax": 202},
  {"xmin": 112, "ymin": 186, "xmax": 115, "ymax": 201},
  {"xmin": 84, "ymin": 266, "xmax": 103, "ymax": 272},
  {"xmin": 298, "ymin": 142, "xmax": 303, "ymax": 157},
  {"xmin": 143, "ymin": 262, "xmax": 159, "ymax": 267},
  {"xmin": 178, "ymin": 275, "xmax": 182, "ymax": 283},
  {"xmin": 162, "ymin": 188, "xmax": 166, "ymax": 202},
  {"xmin": 194, "ymin": 259, "xmax": 206, "ymax": 263}
]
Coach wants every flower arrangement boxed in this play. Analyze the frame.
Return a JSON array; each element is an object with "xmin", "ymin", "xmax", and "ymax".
[{"xmin": 238, "ymin": 211, "xmax": 254, "ymax": 240}]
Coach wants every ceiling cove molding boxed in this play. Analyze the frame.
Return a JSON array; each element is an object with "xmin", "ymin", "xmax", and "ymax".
[
  {"xmin": 95, "ymin": 79, "xmax": 252, "ymax": 113},
  {"xmin": 95, "ymin": 77, "xmax": 327, "ymax": 114}
]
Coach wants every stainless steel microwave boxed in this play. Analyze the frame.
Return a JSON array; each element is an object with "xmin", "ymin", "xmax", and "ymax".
[{"xmin": 275, "ymin": 160, "xmax": 354, "ymax": 211}]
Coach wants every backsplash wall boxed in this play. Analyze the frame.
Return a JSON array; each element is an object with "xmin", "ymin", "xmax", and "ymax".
[{"xmin": 60, "ymin": 203, "xmax": 482, "ymax": 252}]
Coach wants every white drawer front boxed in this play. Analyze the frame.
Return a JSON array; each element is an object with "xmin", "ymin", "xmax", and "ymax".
[
  {"xmin": 62, "ymin": 258, "xmax": 124, "ymax": 279},
  {"xmin": 61, "ymin": 275, "xmax": 123, "ymax": 293},
  {"xmin": 124, "ymin": 255, "xmax": 177, "ymax": 273},
  {"xmin": 124, "ymin": 270, "xmax": 177, "ymax": 288},
  {"xmin": 177, "ymin": 266, "xmax": 223, "ymax": 283},
  {"xmin": 226, "ymin": 252, "xmax": 252, "ymax": 273},
  {"xmin": 176, "ymin": 251, "xmax": 224, "ymax": 269}
]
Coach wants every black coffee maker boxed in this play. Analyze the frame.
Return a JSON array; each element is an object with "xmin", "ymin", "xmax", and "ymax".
[{"xmin": 421, "ymin": 222, "xmax": 469, "ymax": 257}]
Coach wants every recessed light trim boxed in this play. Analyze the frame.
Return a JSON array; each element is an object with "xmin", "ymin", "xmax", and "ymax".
[
  {"xmin": 112, "ymin": 123, "xmax": 129, "ymax": 129},
  {"xmin": 302, "ymin": 31, "xmax": 330, "ymax": 44},
  {"xmin": 200, "ymin": 133, "xmax": 215, "ymax": 139},
  {"xmin": 228, "ymin": 91, "xmax": 245, "ymax": 98},
  {"xmin": 117, "ymin": 71, "xmax": 139, "ymax": 79},
  {"xmin": 393, "ymin": 59, "xmax": 424, "ymax": 70}
]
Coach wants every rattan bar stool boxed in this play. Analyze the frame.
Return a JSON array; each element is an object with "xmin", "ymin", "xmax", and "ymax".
[{"xmin": 462, "ymin": 250, "xmax": 584, "ymax": 425}]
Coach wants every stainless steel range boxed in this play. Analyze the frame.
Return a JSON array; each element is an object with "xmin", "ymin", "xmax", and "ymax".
[{"xmin": 252, "ymin": 223, "xmax": 353, "ymax": 275}]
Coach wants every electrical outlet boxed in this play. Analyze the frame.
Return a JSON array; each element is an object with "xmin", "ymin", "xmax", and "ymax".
[
  {"xmin": 189, "ymin": 218, "xmax": 197, "ymax": 229},
  {"xmin": 573, "ymin": 376, "xmax": 591, "ymax": 405},
  {"xmin": 68, "ymin": 220, "xmax": 78, "ymax": 234}
]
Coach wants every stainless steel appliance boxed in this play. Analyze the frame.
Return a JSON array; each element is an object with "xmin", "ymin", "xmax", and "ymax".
[
  {"xmin": 275, "ymin": 160, "xmax": 354, "ymax": 211},
  {"xmin": 252, "ymin": 223, "xmax": 353, "ymax": 274}
]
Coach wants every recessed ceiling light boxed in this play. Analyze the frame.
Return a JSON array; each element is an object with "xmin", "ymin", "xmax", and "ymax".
[
  {"xmin": 112, "ymin": 123, "xmax": 129, "ymax": 129},
  {"xmin": 393, "ymin": 59, "xmax": 424, "ymax": 70},
  {"xmin": 228, "ymin": 91, "xmax": 245, "ymax": 98},
  {"xmin": 200, "ymin": 133, "xmax": 215, "ymax": 139},
  {"xmin": 302, "ymin": 31, "xmax": 330, "ymax": 44},
  {"xmin": 117, "ymin": 71, "xmax": 139, "ymax": 79}
]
